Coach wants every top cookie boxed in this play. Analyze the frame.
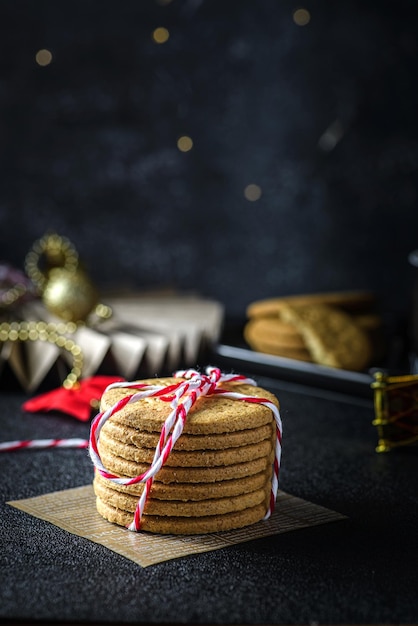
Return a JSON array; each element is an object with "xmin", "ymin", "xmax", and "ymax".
[
  {"xmin": 247, "ymin": 291, "xmax": 376, "ymax": 319},
  {"xmin": 101, "ymin": 377, "xmax": 279, "ymax": 435}
]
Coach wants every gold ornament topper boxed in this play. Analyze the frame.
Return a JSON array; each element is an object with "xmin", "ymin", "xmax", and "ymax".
[
  {"xmin": 24, "ymin": 232, "xmax": 112, "ymax": 323},
  {"xmin": 0, "ymin": 232, "xmax": 112, "ymax": 388}
]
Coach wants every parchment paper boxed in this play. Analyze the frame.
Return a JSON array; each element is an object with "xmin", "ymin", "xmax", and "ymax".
[{"xmin": 8, "ymin": 485, "xmax": 346, "ymax": 567}]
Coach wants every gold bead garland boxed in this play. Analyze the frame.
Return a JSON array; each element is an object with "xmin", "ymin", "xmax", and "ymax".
[
  {"xmin": 0, "ymin": 283, "xmax": 28, "ymax": 308},
  {"xmin": 0, "ymin": 264, "xmax": 35, "ymax": 310},
  {"xmin": 0, "ymin": 320, "xmax": 83, "ymax": 389}
]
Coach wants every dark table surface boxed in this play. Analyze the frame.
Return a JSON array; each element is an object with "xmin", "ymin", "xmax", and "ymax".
[{"xmin": 1, "ymin": 366, "xmax": 418, "ymax": 625}]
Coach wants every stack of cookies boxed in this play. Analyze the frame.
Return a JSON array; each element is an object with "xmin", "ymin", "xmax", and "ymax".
[
  {"xmin": 93, "ymin": 376, "xmax": 279, "ymax": 534},
  {"xmin": 244, "ymin": 291, "xmax": 383, "ymax": 371}
]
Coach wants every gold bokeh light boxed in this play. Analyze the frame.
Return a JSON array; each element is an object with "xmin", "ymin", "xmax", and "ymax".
[
  {"xmin": 152, "ymin": 27, "xmax": 170, "ymax": 43},
  {"xmin": 293, "ymin": 8, "xmax": 311, "ymax": 26},
  {"xmin": 244, "ymin": 184, "xmax": 262, "ymax": 201},
  {"xmin": 177, "ymin": 136, "xmax": 193, "ymax": 152},
  {"xmin": 35, "ymin": 49, "xmax": 52, "ymax": 66}
]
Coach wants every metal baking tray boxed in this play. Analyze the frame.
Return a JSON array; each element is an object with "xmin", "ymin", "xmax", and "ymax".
[
  {"xmin": 212, "ymin": 342, "xmax": 375, "ymax": 398},
  {"xmin": 209, "ymin": 319, "xmax": 410, "ymax": 400}
]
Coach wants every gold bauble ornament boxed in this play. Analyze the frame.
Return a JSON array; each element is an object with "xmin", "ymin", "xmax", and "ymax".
[
  {"xmin": 24, "ymin": 232, "xmax": 112, "ymax": 323},
  {"xmin": 42, "ymin": 267, "xmax": 99, "ymax": 323}
]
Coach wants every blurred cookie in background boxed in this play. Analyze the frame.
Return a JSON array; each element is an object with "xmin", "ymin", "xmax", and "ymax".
[
  {"xmin": 247, "ymin": 291, "xmax": 377, "ymax": 319},
  {"xmin": 244, "ymin": 317, "xmax": 313, "ymax": 362},
  {"xmin": 244, "ymin": 291, "xmax": 385, "ymax": 371}
]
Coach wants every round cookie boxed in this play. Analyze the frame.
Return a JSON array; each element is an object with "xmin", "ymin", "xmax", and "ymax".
[
  {"xmin": 98, "ymin": 445, "xmax": 275, "ymax": 484},
  {"xmin": 94, "ymin": 468, "xmax": 272, "ymax": 501},
  {"xmin": 100, "ymin": 378, "xmax": 279, "ymax": 435},
  {"xmin": 98, "ymin": 428, "xmax": 274, "ymax": 467},
  {"xmin": 102, "ymin": 419, "xmax": 274, "ymax": 451},
  {"xmin": 244, "ymin": 334, "xmax": 313, "ymax": 362},
  {"xmin": 244, "ymin": 317, "xmax": 306, "ymax": 349},
  {"xmin": 247, "ymin": 291, "xmax": 376, "ymax": 318},
  {"xmin": 94, "ymin": 476, "xmax": 270, "ymax": 517},
  {"xmin": 254, "ymin": 343, "xmax": 312, "ymax": 361},
  {"xmin": 95, "ymin": 496, "xmax": 270, "ymax": 534}
]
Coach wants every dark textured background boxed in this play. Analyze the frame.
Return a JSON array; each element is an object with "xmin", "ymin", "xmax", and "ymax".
[
  {"xmin": 1, "ymin": 0, "xmax": 418, "ymax": 324},
  {"xmin": 1, "ymin": 6, "xmax": 418, "ymax": 620}
]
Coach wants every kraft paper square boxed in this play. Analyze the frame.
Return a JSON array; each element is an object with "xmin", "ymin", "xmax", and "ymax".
[{"xmin": 8, "ymin": 485, "xmax": 346, "ymax": 568}]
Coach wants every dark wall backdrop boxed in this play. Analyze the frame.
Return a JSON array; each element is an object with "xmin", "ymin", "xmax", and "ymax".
[{"xmin": 1, "ymin": 0, "xmax": 418, "ymax": 324}]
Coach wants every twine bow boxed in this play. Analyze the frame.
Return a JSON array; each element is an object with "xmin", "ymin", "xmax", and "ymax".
[{"xmin": 89, "ymin": 366, "xmax": 282, "ymax": 532}]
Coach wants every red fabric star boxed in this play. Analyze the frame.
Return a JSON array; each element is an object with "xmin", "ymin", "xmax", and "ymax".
[{"xmin": 22, "ymin": 376, "xmax": 125, "ymax": 421}]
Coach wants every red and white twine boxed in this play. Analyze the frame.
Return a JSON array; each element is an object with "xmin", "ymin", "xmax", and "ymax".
[
  {"xmin": 89, "ymin": 367, "xmax": 282, "ymax": 532},
  {"xmin": 0, "ymin": 438, "xmax": 88, "ymax": 451}
]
